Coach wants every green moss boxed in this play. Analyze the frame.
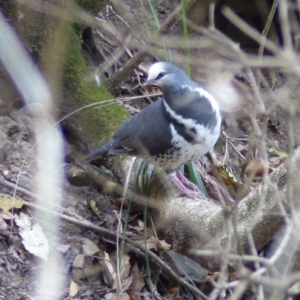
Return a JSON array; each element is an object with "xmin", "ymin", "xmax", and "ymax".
[{"xmin": 63, "ymin": 26, "xmax": 130, "ymax": 147}]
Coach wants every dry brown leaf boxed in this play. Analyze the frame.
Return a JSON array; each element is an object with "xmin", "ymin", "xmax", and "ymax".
[
  {"xmin": 203, "ymin": 272, "xmax": 220, "ymax": 283},
  {"xmin": 137, "ymin": 236, "xmax": 171, "ymax": 251},
  {"xmin": 99, "ymin": 250, "xmax": 116, "ymax": 287},
  {"xmin": 67, "ymin": 165, "xmax": 91, "ymax": 187},
  {"xmin": 104, "ymin": 251, "xmax": 116, "ymax": 286},
  {"xmin": 82, "ymin": 238, "xmax": 100, "ymax": 256},
  {"xmin": 158, "ymin": 239, "xmax": 171, "ymax": 251},
  {"xmin": 69, "ymin": 279, "xmax": 79, "ymax": 297},
  {"xmin": 112, "ymin": 254, "xmax": 131, "ymax": 289},
  {"xmin": 89, "ymin": 199, "xmax": 101, "ymax": 219},
  {"xmin": 145, "ymin": 236, "xmax": 158, "ymax": 251},
  {"xmin": 228, "ymin": 271, "xmax": 238, "ymax": 281},
  {"xmin": 129, "ymin": 220, "xmax": 144, "ymax": 231},
  {"xmin": 167, "ymin": 286, "xmax": 179, "ymax": 296},
  {"xmin": 15, "ymin": 213, "xmax": 49, "ymax": 260},
  {"xmin": 101, "ymin": 180, "xmax": 117, "ymax": 194},
  {"xmin": 245, "ymin": 159, "xmax": 273, "ymax": 177},
  {"xmin": 210, "ymin": 164, "xmax": 249, "ymax": 200},
  {"xmin": 72, "ymin": 254, "xmax": 85, "ymax": 268},
  {"xmin": 121, "ymin": 274, "xmax": 133, "ymax": 292},
  {"xmin": 131, "ymin": 262, "xmax": 145, "ymax": 293},
  {"xmin": 210, "ymin": 164, "xmax": 239, "ymax": 187},
  {"xmin": 120, "ymin": 254, "xmax": 131, "ymax": 281}
]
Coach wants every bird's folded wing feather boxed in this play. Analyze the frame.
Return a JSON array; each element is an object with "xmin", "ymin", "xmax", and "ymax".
[{"xmin": 110, "ymin": 99, "xmax": 173, "ymax": 157}]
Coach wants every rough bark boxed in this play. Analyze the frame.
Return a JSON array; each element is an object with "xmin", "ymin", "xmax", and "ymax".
[{"xmin": 151, "ymin": 148, "xmax": 300, "ymax": 271}]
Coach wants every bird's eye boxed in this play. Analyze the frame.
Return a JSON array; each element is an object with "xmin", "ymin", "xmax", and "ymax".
[{"xmin": 156, "ymin": 72, "xmax": 166, "ymax": 80}]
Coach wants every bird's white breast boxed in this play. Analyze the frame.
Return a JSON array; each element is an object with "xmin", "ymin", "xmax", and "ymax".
[{"xmin": 167, "ymin": 122, "xmax": 219, "ymax": 168}]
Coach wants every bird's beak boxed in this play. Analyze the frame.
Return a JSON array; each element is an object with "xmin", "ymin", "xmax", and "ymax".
[
  {"xmin": 143, "ymin": 80, "xmax": 163, "ymax": 96},
  {"xmin": 143, "ymin": 79, "xmax": 163, "ymax": 94},
  {"xmin": 142, "ymin": 79, "xmax": 155, "ymax": 89}
]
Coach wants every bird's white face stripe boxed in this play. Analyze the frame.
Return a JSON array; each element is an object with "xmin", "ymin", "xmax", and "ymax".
[{"xmin": 147, "ymin": 62, "xmax": 166, "ymax": 81}]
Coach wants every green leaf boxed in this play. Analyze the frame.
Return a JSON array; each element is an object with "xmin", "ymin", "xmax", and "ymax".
[
  {"xmin": 268, "ymin": 147, "xmax": 288, "ymax": 159},
  {"xmin": 186, "ymin": 161, "xmax": 208, "ymax": 197},
  {"xmin": 142, "ymin": 163, "xmax": 154, "ymax": 196},
  {"xmin": 179, "ymin": 164, "xmax": 185, "ymax": 174},
  {"xmin": 132, "ymin": 159, "xmax": 154, "ymax": 196},
  {"xmin": 132, "ymin": 158, "xmax": 145, "ymax": 193}
]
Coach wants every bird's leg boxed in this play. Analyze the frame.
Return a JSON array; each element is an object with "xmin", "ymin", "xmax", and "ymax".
[
  {"xmin": 169, "ymin": 170, "xmax": 206, "ymax": 199},
  {"xmin": 175, "ymin": 170, "xmax": 200, "ymax": 191}
]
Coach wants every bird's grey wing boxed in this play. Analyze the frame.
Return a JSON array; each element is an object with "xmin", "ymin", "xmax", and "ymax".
[{"xmin": 110, "ymin": 99, "xmax": 173, "ymax": 156}]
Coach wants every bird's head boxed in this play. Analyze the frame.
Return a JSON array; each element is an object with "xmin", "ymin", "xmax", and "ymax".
[{"xmin": 143, "ymin": 62, "xmax": 189, "ymax": 93}]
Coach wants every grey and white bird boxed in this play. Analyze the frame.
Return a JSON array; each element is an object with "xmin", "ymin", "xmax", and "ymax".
[{"xmin": 86, "ymin": 62, "xmax": 222, "ymax": 198}]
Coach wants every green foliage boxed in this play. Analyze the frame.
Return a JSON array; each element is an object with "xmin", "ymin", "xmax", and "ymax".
[
  {"xmin": 185, "ymin": 161, "xmax": 208, "ymax": 197},
  {"xmin": 132, "ymin": 159, "xmax": 155, "ymax": 196}
]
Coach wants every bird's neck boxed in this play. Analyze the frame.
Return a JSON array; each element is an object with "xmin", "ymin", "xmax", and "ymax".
[
  {"xmin": 164, "ymin": 84, "xmax": 215, "ymax": 113},
  {"xmin": 162, "ymin": 84, "xmax": 221, "ymax": 131},
  {"xmin": 163, "ymin": 85, "xmax": 192, "ymax": 111}
]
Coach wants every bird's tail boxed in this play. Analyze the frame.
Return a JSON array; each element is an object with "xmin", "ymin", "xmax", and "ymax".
[{"xmin": 85, "ymin": 141, "xmax": 112, "ymax": 162}]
